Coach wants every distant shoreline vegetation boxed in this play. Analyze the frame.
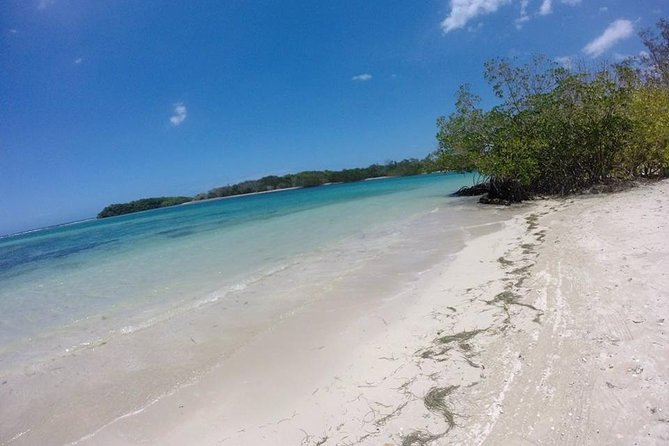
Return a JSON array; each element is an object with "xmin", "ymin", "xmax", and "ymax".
[
  {"xmin": 96, "ymin": 159, "xmax": 431, "ymax": 218},
  {"xmin": 97, "ymin": 197, "xmax": 192, "ymax": 218}
]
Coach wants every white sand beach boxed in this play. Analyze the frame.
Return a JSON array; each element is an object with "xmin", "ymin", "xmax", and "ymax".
[
  {"xmin": 142, "ymin": 180, "xmax": 669, "ymax": 445},
  {"xmin": 3, "ymin": 180, "xmax": 668, "ymax": 446}
]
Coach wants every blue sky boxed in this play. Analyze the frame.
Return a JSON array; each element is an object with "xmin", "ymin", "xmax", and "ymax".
[{"xmin": 0, "ymin": 0, "xmax": 664, "ymax": 234}]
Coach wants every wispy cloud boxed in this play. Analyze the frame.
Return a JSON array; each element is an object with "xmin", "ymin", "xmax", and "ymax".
[
  {"xmin": 539, "ymin": 0, "xmax": 580, "ymax": 16},
  {"xmin": 514, "ymin": 14, "xmax": 530, "ymax": 29},
  {"xmin": 441, "ymin": 0, "xmax": 512, "ymax": 33},
  {"xmin": 583, "ymin": 19, "xmax": 634, "ymax": 57},
  {"xmin": 519, "ymin": 0, "xmax": 529, "ymax": 16},
  {"xmin": 515, "ymin": 0, "xmax": 530, "ymax": 29},
  {"xmin": 441, "ymin": 0, "xmax": 581, "ymax": 32},
  {"xmin": 74, "ymin": 58, "xmax": 82, "ymax": 64},
  {"xmin": 539, "ymin": 0, "xmax": 552, "ymax": 16},
  {"xmin": 352, "ymin": 73, "xmax": 372, "ymax": 82},
  {"xmin": 169, "ymin": 103, "xmax": 187, "ymax": 126}
]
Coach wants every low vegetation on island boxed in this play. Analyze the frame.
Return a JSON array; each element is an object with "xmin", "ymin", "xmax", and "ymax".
[
  {"xmin": 192, "ymin": 158, "xmax": 427, "ymax": 201},
  {"xmin": 97, "ymin": 197, "xmax": 192, "ymax": 218},
  {"xmin": 97, "ymin": 159, "xmax": 429, "ymax": 218},
  {"xmin": 431, "ymin": 19, "xmax": 669, "ymax": 204}
]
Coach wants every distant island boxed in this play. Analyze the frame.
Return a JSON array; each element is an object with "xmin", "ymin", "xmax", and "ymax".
[
  {"xmin": 97, "ymin": 158, "xmax": 430, "ymax": 218},
  {"xmin": 97, "ymin": 197, "xmax": 193, "ymax": 218}
]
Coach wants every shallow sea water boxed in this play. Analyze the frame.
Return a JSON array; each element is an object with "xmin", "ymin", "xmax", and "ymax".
[{"xmin": 0, "ymin": 173, "xmax": 478, "ymax": 370}]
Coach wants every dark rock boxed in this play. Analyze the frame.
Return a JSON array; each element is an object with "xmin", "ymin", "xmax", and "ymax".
[
  {"xmin": 451, "ymin": 183, "xmax": 490, "ymax": 197},
  {"xmin": 479, "ymin": 194, "xmax": 511, "ymax": 206}
]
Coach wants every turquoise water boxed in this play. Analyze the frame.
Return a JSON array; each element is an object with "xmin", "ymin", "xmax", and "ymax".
[{"xmin": 0, "ymin": 173, "xmax": 475, "ymax": 366}]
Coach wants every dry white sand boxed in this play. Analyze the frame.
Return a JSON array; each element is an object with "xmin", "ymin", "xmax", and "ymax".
[{"xmin": 3, "ymin": 180, "xmax": 668, "ymax": 445}]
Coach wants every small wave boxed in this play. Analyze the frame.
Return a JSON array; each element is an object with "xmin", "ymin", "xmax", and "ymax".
[
  {"xmin": 5, "ymin": 428, "xmax": 31, "ymax": 444},
  {"xmin": 65, "ymin": 365, "xmax": 207, "ymax": 445},
  {"xmin": 0, "ymin": 218, "xmax": 95, "ymax": 240},
  {"xmin": 0, "ymin": 227, "xmax": 45, "ymax": 239},
  {"xmin": 108, "ymin": 261, "xmax": 299, "ymax": 339},
  {"xmin": 191, "ymin": 262, "xmax": 296, "ymax": 309}
]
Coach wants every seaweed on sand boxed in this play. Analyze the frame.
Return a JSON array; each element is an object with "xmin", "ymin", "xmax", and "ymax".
[
  {"xmin": 417, "ymin": 328, "xmax": 486, "ymax": 361},
  {"xmin": 488, "ymin": 290, "xmax": 539, "ymax": 311},
  {"xmin": 419, "ymin": 349, "xmax": 436, "ymax": 359},
  {"xmin": 497, "ymin": 256, "xmax": 514, "ymax": 266},
  {"xmin": 510, "ymin": 264, "xmax": 532, "ymax": 276},
  {"xmin": 487, "ymin": 290, "xmax": 543, "ymax": 325},
  {"xmin": 436, "ymin": 328, "xmax": 485, "ymax": 348},
  {"xmin": 525, "ymin": 213, "xmax": 539, "ymax": 230},
  {"xmin": 400, "ymin": 386, "xmax": 459, "ymax": 446},
  {"xmin": 520, "ymin": 243, "xmax": 535, "ymax": 254},
  {"xmin": 374, "ymin": 400, "xmax": 410, "ymax": 427},
  {"xmin": 401, "ymin": 430, "xmax": 444, "ymax": 446},
  {"xmin": 424, "ymin": 386, "xmax": 459, "ymax": 429}
]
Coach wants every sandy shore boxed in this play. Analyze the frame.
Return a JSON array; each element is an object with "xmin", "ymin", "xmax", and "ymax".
[
  {"xmin": 141, "ymin": 180, "xmax": 668, "ymax": 445},
  {"xmin": 3, "ymin": 181, "xmax": 668, "ymax": 445}
]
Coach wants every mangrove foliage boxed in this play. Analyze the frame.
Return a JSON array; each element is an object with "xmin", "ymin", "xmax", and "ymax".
[{"xmin": 431, "ymin": 19, "xmax": 669, "ymax": 203}]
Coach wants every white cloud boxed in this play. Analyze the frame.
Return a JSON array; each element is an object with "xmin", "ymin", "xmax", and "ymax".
[
  {"xmin": 539, "ymin": 0, "xmax": 552, "ymax": 15},
  {"xmin": 169, "ymin": 103, "xmax": 187, "ymax": 126},
  {"xmin": 539, "ymin": 0, "xmax": 579, "ymax": 16},
  {"xmin": 583, "ymin": 19, "xmax": 634, "ymax": 57},
  {"xmin": 441, "ymin": 0, "xmax": 582, "ymax": 32},
  {"xmin": 515, "ymin": 14, "xmax": 530, "ymax": 29},
  {"xmin": 555, "ymin": 56, "xmax": 573, "ymax": 69},
  {"xmin": 352, "ymin": 73, "xmax": 372, "ymax": 81},
  {"xmin": 599, "ymin": 6, "xmax": 608, "ymax": 13},
  {"xmin": 519, "ymin": 0, "xmax": 529, "ymax": 15},
  {"xmin": 74, "ymin": 58, "xmax": 82, "ymax": 64},
  {"xmin": 9, "ymin": 29, "xmax": 17, "ymax": 34},
  {"xmin": 441, "ymin": 0, "xmax": 512, "ymax": 33},
  {"xmin": 515, "ymin": 0, "xmax": 530, "ymax": 29}
]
